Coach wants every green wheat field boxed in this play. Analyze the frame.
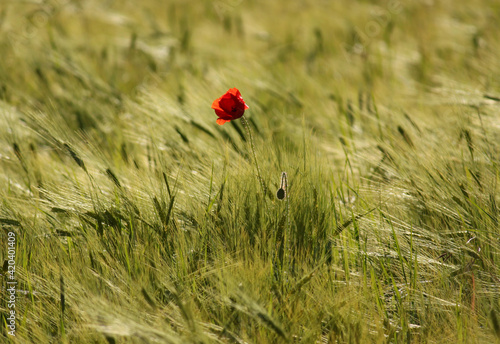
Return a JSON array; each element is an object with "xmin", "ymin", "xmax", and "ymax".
[{"xmin": 1, "ymin": 0, "xmax": 500, "ymax": 343}]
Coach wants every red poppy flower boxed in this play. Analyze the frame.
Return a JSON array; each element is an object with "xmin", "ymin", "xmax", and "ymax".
[{"xmin": 212, "ymin": 88, "xmax": 249, "ymax": 125}]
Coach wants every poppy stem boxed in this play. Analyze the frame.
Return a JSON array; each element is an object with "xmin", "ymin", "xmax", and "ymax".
[{"xmin": 241, "ymin": 115, "xmax": 267, "ymax": 197}]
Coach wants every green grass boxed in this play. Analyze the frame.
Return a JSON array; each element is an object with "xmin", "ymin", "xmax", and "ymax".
[{"xmin": 1, "ymin": 0, "xmax": 500, "ymax": 342}]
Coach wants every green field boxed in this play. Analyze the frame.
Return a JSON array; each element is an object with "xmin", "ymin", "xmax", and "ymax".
[{"xmin": 1, "ymin": 0, "xmax": 500, "ymax": 342}]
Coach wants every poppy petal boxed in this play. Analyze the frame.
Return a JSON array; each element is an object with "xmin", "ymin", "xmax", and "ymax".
[
  {"xmin": 216, "ymin": 118, "xmax": 230, "ymax": 125},
  {"xmin": 228, "ymin": 88, "xmax": 241, "ymax": 97},
  {"xmin": 214, "ymin": 109, "xmax": 231, "ymax": 119},
  {"xmin": 219, "ymin": 97, "xmax": 236, "ymax": 113},
  {"xmin": 211, "ymin": 97, "xmax": 223, "ymax": 110}
]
